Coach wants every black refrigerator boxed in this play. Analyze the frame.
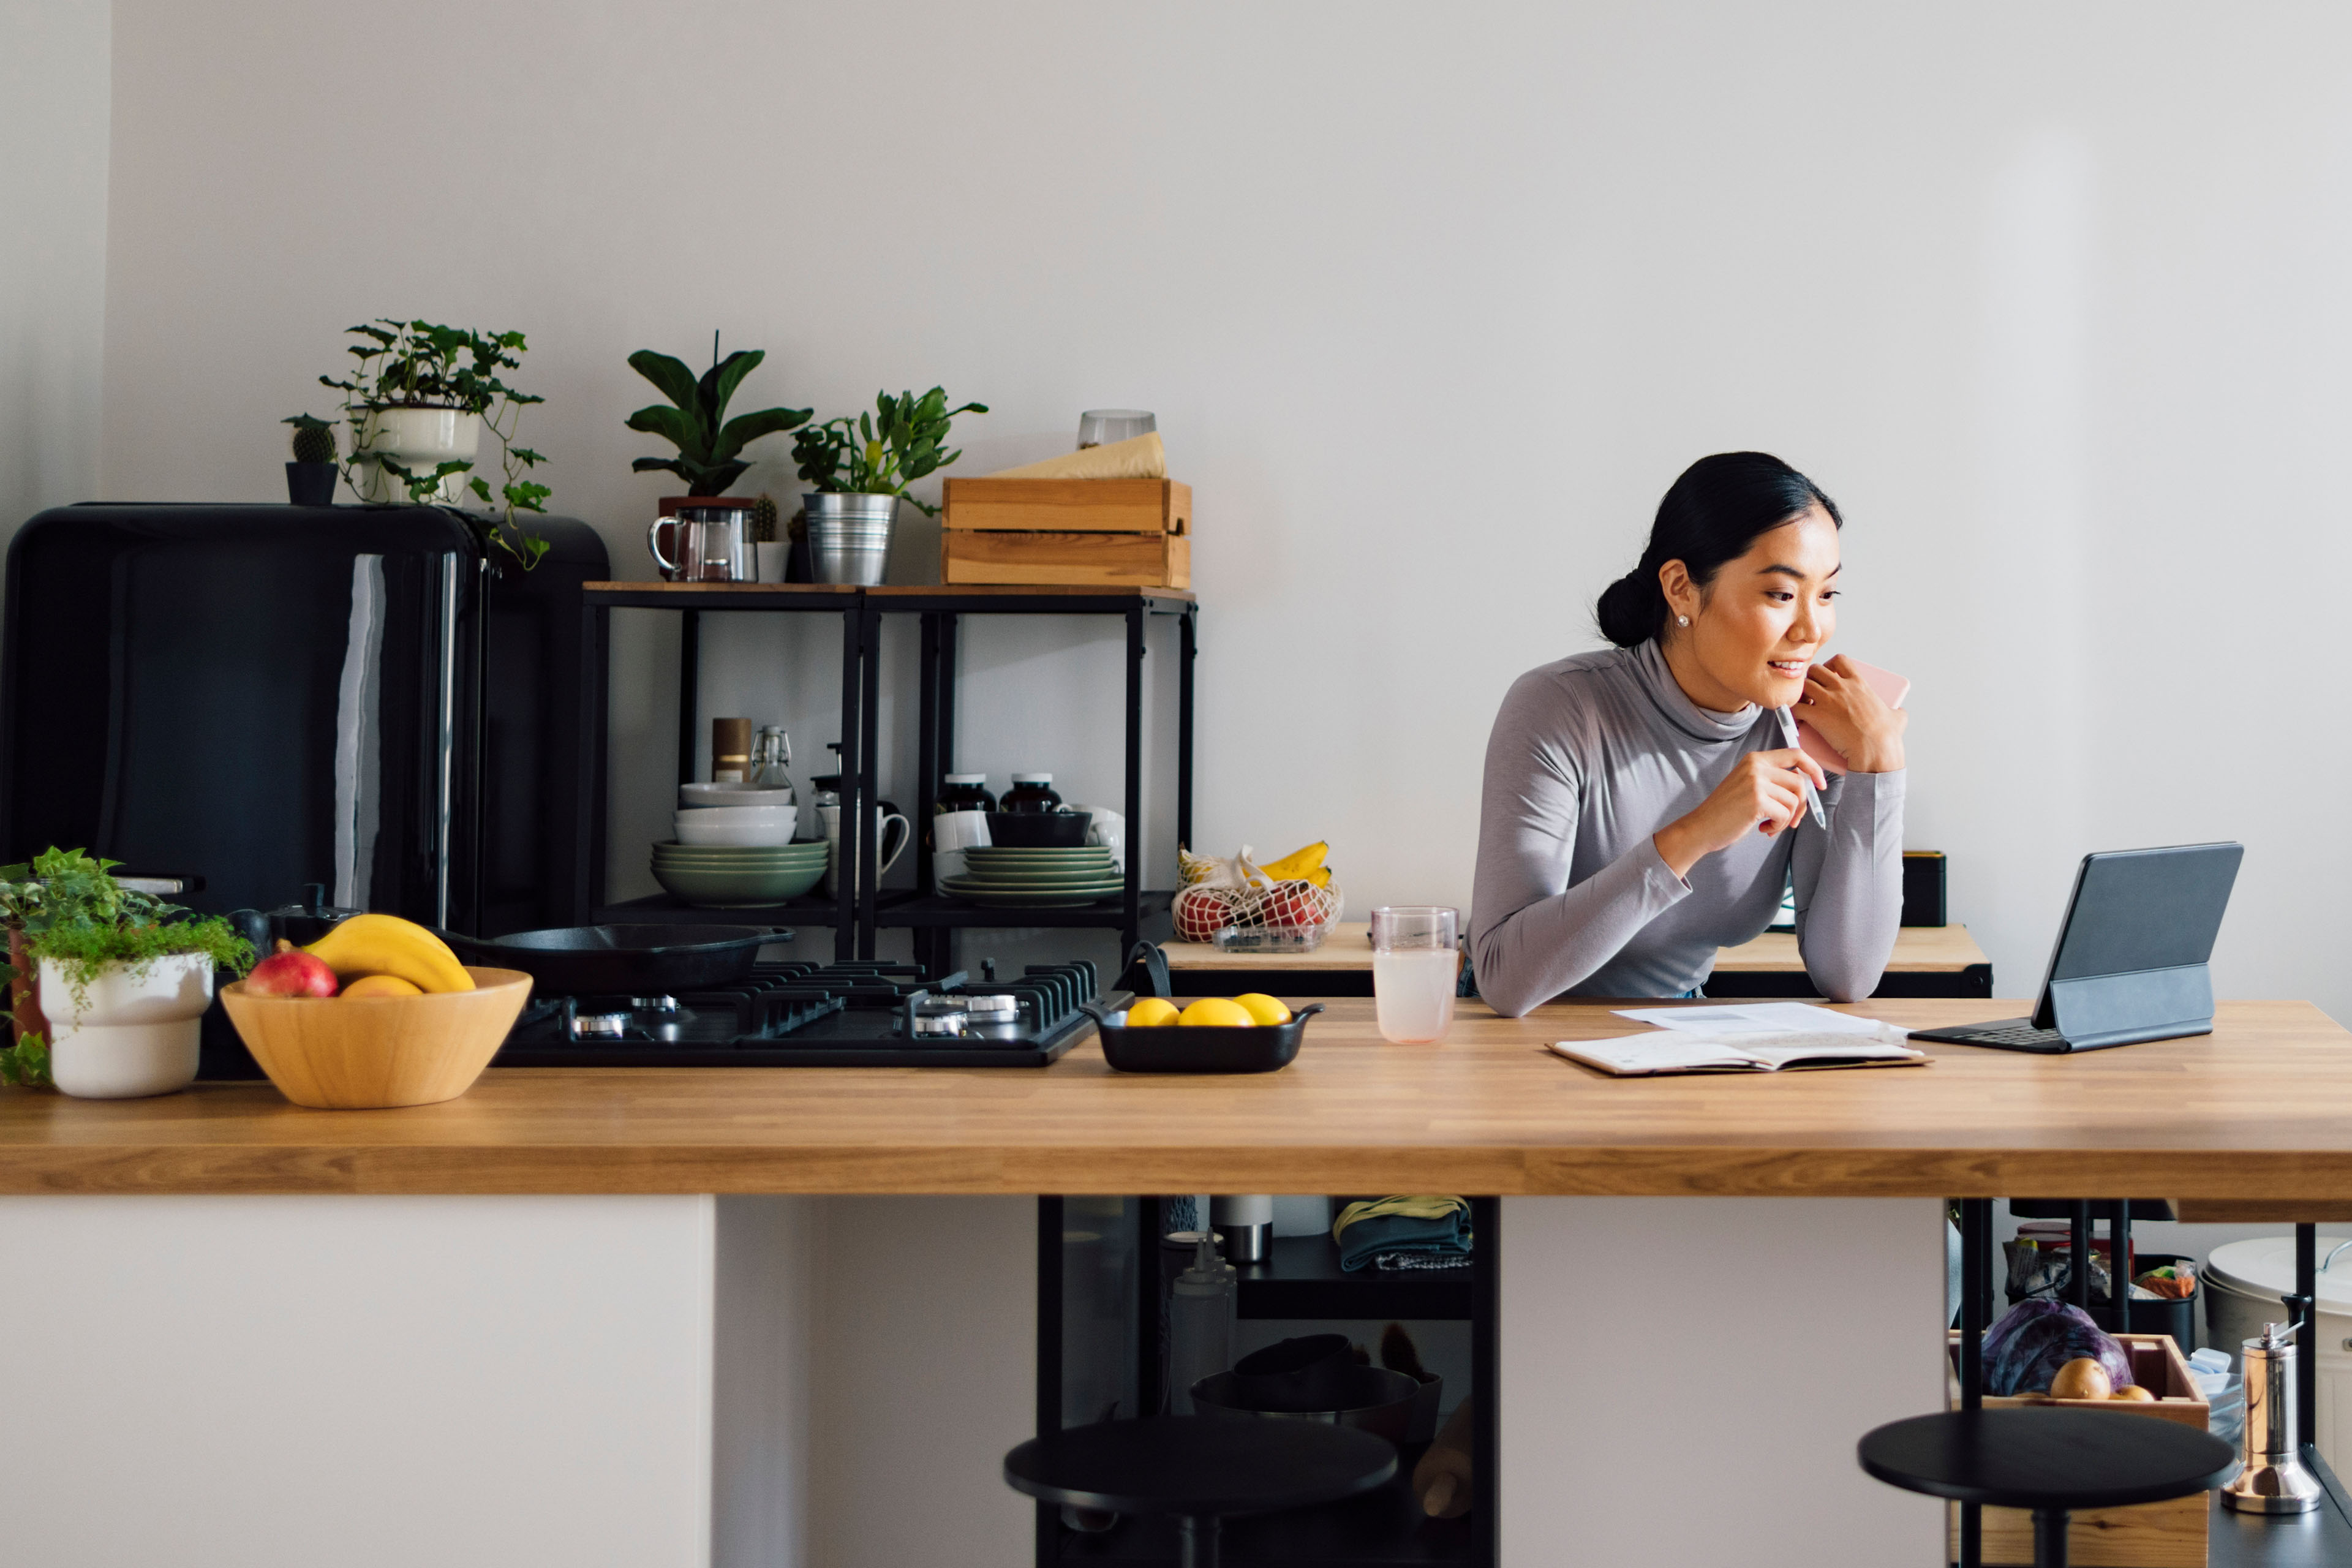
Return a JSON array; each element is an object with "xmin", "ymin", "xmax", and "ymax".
[{"xmin": 0, "ymin": 503, "xmax": 608, "ymax": 941}]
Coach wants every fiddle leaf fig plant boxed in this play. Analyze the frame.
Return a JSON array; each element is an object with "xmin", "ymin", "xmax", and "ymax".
[
  {"xmin": 626, "ymin": 345, "xmax": 812, "ymax": 497},
  {"xmin": 791, "ymin": 387, "xmax": 987, "ymax": 517}
]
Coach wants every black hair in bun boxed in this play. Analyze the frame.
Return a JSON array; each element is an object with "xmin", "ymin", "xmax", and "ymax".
[{"xmin": 1594, "ymin": 452, "xmax": 1841, "ymax": 648}]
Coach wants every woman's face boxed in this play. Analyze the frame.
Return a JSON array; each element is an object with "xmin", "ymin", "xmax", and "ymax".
[{"xmin": 1660, "ymin": 507, "xmax": 1840, "ymax": 711}]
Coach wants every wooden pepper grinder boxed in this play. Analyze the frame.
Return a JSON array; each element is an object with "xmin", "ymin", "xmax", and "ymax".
[{"xmin": 711, "ymin": 718, "xmax": 753, "ymax": 783}]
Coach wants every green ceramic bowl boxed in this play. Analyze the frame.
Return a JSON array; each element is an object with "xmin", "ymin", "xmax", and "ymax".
[{"xmin": 652, "ymin": 861, "xmax": 826, "ymax": 907}]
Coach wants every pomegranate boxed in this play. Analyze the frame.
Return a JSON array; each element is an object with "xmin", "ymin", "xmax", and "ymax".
[{"xmin": 246, "ymin": 948, "xmax": 339, "ymax": 997}]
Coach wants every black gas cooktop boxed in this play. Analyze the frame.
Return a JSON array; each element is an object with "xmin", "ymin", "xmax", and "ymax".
[{"xmin": 490, "ymin": 959, "xmax": 1121, "ymax": 1068}]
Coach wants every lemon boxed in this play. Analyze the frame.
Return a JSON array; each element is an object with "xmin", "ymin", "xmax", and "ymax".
[
  {"xmin": 1234, "ymin": 993, "xmax": 1291, "ymax": 1026},
  {"xmin": 341, "ymin": 973, "xmax": 423, "ymax": 998},
  {"xmin": 1125, "ymin": 997, "xmax": 1181, "ymax": 1028},
  {"xmin": 1180, "ymin": 997, "xmax": 1255, "ymax": 1028}
]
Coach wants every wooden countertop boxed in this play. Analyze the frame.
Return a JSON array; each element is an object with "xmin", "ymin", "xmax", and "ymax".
[
  {"xmin": 1158, "ymin": 923, "xmax": 1988, "ymax": 973},
  {"xmin": 2, "ymin": 998, "xmax": 2348, "ymax": 1199}
]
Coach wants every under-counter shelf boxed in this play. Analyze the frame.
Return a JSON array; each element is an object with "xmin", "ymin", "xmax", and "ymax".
[
  {"xmin": 592, "ymin": 892, "xmax": 837, "ymax": 929},
  {"xmin": 1237, "ymin": 1234, "xmax": 1473, "ymax": 1322}
]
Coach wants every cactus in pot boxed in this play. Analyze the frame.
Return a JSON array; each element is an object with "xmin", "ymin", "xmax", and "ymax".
[{"xmin": 283, "ymin": 413, "xmax": 340, "ymax": 505}]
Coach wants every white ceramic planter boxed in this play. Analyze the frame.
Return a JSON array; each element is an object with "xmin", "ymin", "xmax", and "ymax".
[
  {"xmin": 39, "ymin": 951, "xmax": 215, "ymax": 1099},
  {"xmin": 354, "ymin": 407, "xmax": 482, "ymax": 503}
]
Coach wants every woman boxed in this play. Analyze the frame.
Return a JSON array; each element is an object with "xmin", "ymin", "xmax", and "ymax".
[{"xmin": 1469, "ymin": 451, "xmax": 1908, "ymax": 1016}]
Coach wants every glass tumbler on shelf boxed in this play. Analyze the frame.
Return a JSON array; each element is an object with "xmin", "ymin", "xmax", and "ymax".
[
  {"xmin": 1370, "ymin": 907, "xmax": 1460, "ymax": 1044},
  {"xmin": 1076, "ymin": 409, "xmax": 1156, "ymax": 449}
]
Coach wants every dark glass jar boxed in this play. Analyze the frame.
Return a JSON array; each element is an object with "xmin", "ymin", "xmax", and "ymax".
[
  {"xmin": 936, "ymin": 774, "xmax": 997, "ymax": 816},
  {"xmin": 1000, "ymin": 773, "xmax": 1062, "ymax": 814}
]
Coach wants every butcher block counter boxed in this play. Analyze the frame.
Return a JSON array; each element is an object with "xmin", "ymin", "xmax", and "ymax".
[{"xmin": 4, "ymin": 996, "xmax": 2348, "ymax": 1199}]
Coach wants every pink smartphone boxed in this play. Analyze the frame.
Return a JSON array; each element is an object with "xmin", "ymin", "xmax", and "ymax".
[{"xmin": 1794, "ymin": 658, "xmax": 1909, "ymax": 775}]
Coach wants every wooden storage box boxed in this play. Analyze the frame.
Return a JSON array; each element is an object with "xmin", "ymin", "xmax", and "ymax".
[
  {"xmin": 1945, "ymin": 1332, "xmax": 2212, "ymax": 1566},
  {"xmin": 938, "ymin": 478, "xmax": 1191, "ymax": 587}
]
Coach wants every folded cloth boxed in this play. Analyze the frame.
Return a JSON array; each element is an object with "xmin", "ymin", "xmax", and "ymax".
[
  {"xmin": 1372, "ymin": 1250, "xmax": 1474, "ymax": 1273},
  {"xmin": 1333, "ymin": 1196, "xmax": 1471, "ymax": 1273},
  {"xmin": 984, "ymin": 432, "xmax": 1166, "ymax": 480}
]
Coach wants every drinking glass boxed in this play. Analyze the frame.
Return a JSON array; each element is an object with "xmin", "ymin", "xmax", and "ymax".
[
  {"xmin": 1077, "ymin": 409, "xmax": 1156, "ymax": 449},
  {"xmin": 1370, "ymin": 907, "xmax": 1460, "ymax": 1044}
]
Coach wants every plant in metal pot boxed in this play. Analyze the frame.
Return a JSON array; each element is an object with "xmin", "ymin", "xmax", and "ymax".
[
  {"xmin": 320, "ymin": 319, "xmax": 553, "ymax": 568},
  {"xmin": 790, "ymin": 388, "xmax": 987, "ymax": 584},
  {"xmin": 0, "ymin": 848, "xmax": 254, "ymax": 1095},
  {"xmin": 625, "ymin": 342, "xmax": 812, "ymax": 497}
]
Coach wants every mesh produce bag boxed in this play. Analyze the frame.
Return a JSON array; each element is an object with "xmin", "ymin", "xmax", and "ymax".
[{"xmin": 1172, "ymin": 846, "xmax": 1343, "ymax": 944}]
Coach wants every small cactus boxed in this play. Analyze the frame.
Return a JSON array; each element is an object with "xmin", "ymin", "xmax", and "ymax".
[
  {"xmin": 750, "ymin": 492, "xmax": 780, "ymax": 543},
  {"xmin": 284, "ymin": 413, "xmax": 337, "ymax": 465}
]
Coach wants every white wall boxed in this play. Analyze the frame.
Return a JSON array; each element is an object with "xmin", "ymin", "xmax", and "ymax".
[
  {"xmin": 81, "ymin": 0, "xmax": 2352, "ymax": 1019},
  {"xmin": 0, "ymin": 0, "xmax": 109, "ymax": 538}
]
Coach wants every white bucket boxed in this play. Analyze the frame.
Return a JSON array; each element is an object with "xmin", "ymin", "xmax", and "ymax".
[{"xmin": 2204, "ymin": 1235, "xmax": 2352, "ymax": 1473}]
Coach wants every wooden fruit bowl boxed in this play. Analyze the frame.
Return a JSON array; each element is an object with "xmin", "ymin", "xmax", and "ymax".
[{"xmin": 219, "ymin": 966, "xmax": 531, "ymax": 1109}]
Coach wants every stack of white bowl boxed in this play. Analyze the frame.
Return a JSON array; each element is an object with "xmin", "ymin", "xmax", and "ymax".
[{"xmin": 655, "ymin": 784, "xmax": 825, "ymax": 907}]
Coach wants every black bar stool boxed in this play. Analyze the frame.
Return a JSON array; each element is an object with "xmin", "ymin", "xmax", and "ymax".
[
  {"xmin": 1005, "ymin": 1417, "xmax": 1396, "ymax": 1568},
  {"xmin": 1859, "ymin": 1408, "xmax": 2236, "ymax": 1567}
]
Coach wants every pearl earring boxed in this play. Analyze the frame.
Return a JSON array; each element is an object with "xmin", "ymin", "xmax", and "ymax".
[{"xmin": 1676, "ymin": 615, "xmax": 1689, "ymax": 627}]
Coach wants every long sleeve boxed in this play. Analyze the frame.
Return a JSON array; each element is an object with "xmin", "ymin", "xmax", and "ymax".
[
  {"xmin": 1469, "ymin": 675, "xmax": 1692, "ymax": 1017},
  {"xmin": 1789, "ymin": 767, "xmax": 1906, "ymax": 1001}
]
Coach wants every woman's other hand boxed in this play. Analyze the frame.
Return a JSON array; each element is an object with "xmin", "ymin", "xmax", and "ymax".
[
  {"xmin": 1653, "ymin": 748, "xmax": 1829, "ymax": 878},
  {"xmin": 1796, "ymin": 655, "xmax": 1907, "ymax": 773}
]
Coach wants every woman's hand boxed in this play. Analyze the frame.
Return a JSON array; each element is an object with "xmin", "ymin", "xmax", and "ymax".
[
  {"xmin": 1795, "ymin": 655, "xmax": 1907, "ymax": 773},
  {"xmin": 1653, "ymin": 748, "xmax": 1830, "ymax": 878}
]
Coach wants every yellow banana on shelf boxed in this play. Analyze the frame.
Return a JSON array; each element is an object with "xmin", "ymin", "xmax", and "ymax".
[
  {"xmin": 1260, "ymin": 841, "xmax": 1329, "ymax": 881},
  {"xmin": 303, "ymin": 914, "xmax": 475, "ymax": 994}
]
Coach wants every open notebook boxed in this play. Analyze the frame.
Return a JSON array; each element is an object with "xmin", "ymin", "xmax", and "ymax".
[{"xmin": 1548, "ymin": 1030, "xmax": 1931, "ymax": 1077}]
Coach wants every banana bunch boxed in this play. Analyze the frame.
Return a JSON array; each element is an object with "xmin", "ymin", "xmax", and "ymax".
[
  {"xmin": 1259, "ymin": 841, "xmax": 1332, "ymax": 889},
  {"xmin": 303, "ymin": 914, "xmax": 474, "ymax": 994}
]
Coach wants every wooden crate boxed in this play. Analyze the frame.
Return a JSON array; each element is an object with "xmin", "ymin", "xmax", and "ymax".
[
  {"xmin": 941, "ymin": 529, "xmax": 1189, "ymax": 589},
  {"xmin": 1945, "ymin": 1332, "xmax": 2212, "ymax": 1566},
  {"xmin": 940, "ymin": 478, "xmax": 1189, "ymax": 535}
]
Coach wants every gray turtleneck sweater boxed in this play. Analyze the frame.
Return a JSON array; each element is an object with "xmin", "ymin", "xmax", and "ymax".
[{"xmin": 1469, "ymin": 639, "xmax": 1905, "ymax": 1015}]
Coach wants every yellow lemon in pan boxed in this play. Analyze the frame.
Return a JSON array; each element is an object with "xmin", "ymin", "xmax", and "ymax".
[
  {"xmin": 1179, "ymin": 997, "xmax": 1255, "ymax": 1028},
  {"xmin": 1125, "ymin": 998, "xmax": 1181, "ymax": 1028},
  {"xmin": 1233, "ymin": 993, "xmax": 1291, "ymax": 1027}
]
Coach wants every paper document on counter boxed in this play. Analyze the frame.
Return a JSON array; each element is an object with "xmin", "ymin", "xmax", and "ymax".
[
  {"xmin": 1550, "ymin": 1031, "xmax": 1930, "ymax": 1077},
  {"xmin": 1613, "ymin": 1001, "xmax": 1903, "ymax": 1041}
]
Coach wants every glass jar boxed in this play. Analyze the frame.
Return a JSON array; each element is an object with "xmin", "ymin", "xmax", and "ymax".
[
  {"xmin": 1001, "ymin": 773, "xmax": 1062, "ymax": 814},
  {"xmin": 937, "ymin": 774, "xmax": 996, "ymax": 815}
]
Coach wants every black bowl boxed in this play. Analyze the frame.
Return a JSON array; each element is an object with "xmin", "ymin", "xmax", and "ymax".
[
  {"xmin": 1085, "ymin": 1001, "xmax": 1322, "ymax": 1074},
  {"xmin": 986, "ymin": 811, "xmax": 1093, "ymax": 848}
]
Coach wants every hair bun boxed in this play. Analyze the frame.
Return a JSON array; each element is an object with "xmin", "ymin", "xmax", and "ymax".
[{"xmin": 1594, "ymin": 568, "xmax": 1665, "ymax": 648}]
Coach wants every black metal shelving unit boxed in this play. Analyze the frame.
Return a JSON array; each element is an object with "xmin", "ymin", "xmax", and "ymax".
[
  {"xmin": 576, "ymin": 581, "xmax": 1196, "ymax": 968},
  {"xmin": 1038, "ymin": 1197, "xmax": 1498, "ymax": 1568}
]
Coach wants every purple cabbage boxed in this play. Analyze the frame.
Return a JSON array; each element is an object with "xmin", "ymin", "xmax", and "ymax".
[{"xmin": 1980, "ymin": 1300, "xmax": 2135, "ymax": 1396}]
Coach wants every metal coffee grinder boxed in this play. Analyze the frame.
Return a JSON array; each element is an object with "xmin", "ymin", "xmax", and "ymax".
[{"xmin": 2220, "ymin": 1319, "xmax": 2324, "ymax": 1513}]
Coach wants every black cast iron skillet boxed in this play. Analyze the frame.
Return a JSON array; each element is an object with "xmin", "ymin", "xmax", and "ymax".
[{"xmin": 434, "ymin": 924, "xmax": 782, "ymax": 995}]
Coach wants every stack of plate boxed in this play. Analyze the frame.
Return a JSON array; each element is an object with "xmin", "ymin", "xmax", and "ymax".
[
  {"xmin": 652, "ymin": 840, "xmax": 827, "ymax": 908},
  {"xmin": 942, "ymin": 845, "xmax": 1125, "ymax": 908}
]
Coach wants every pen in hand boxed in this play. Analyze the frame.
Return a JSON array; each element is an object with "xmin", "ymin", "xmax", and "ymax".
[{"xmin": 1776, "ymin": 707, "xmax": 1829, "ymax": 831}]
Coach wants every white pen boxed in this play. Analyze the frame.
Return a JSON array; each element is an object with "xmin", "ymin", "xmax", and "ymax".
[{"xmin": 1775, "ymin": 707, "xmax": 1828, "ymax": 831}]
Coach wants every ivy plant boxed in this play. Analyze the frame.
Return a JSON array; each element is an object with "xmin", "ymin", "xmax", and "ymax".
[
  {"xmin": 320, "ymin": 319, "xmax": 552, "ymax": 568},
  {"xmin": 791, "ymin": 388, "xmax": 987, "ymax": 517}
]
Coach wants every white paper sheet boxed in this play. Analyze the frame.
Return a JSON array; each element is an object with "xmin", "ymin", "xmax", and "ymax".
[{"xmin": 1611, "ymin": 1001, "xmax": 1897, "ymax": 1038}]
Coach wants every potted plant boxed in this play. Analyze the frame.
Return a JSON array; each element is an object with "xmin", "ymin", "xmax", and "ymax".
[
  {"xmin": 625, "ymin": 341, "xmax": 812, "ymax": 499},
  {"xmin": 284, "ymin": 413, "xmax": 339, "ymax": 505},
  {"xmin": 0, "ymin": 848, "xmax": 254, "ymax": 1098},
  {"xmin": 790, "ymin": 388, "xmax": 987, "ymax": 584},
  {"xmin": 320, "ymin": 318, "xmax": 553, "ymax": 568}
]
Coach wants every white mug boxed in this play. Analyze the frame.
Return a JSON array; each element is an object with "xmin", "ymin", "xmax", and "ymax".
[{"xmin": 819, "ymin": 804, "xmax": 910, "ymax": 895}]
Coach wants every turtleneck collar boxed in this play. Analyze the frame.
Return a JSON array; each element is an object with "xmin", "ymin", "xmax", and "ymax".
[{"xmin": 1629, "ymin": 637, "xmax": 1761, "ymax": 744}]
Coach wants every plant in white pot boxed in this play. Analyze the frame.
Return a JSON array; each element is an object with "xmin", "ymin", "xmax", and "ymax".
[
  {"xmin": 0, "ymin": 848, "xmax": 254, "ymax": 1098},
  {"xmin": 790, "ymin": 387, "xmax": 987, "ymax": 585},
  {"xmin": 320, "ymin": 318, "xmax": 554, "ymax": 568}
]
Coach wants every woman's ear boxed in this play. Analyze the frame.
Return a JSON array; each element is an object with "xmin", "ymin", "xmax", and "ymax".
[{"xmin": 1658, "ymin": 559, "xmax": 1697, "ymax": 630}]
